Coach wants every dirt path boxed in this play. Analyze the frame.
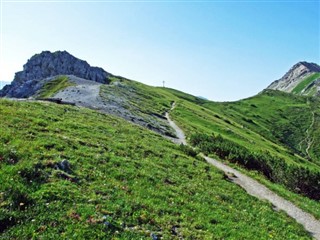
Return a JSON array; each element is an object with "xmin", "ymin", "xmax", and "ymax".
[
  {"xmin": 166, "ymin": 102, "xmax": 320, "ymax": 240},
  {"xmin": 298, "ymin": 101, "xmax": 315, "ymax": 158},
  {"xmin": 306, "ymin": 111, "xmax": 315, "ymax": 158},
  {"xmin": 165, "ymin": 102, "xmax": 187, "ymax": 145}
]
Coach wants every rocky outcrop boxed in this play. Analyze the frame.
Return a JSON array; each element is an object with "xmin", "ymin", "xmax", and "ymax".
[
  {"xmin": 0, "ymin": 51, "xmax": 111, "ymax": 98},
  {"xmin": 267, "ymin": 62, "xmax": 320, "ymax": 95},
  {"xmin": 0, "ymin": 76, "xmax": 53, "ymax": 98}
]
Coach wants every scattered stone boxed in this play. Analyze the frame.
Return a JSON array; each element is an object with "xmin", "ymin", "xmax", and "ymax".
[
  {"xmin": 56, "ymin": 159, "xmax": 71, "ymax": 172},
  {"xmin": 150, "ymin": 233, "xmax": 159, "ymax": 240},
  {"xmin": 171, "ymin": 225, "xmax": 178, "ymax": 235}
]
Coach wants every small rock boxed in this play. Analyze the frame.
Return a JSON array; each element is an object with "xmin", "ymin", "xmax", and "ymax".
[
  {"xmin": 171, "ymin": 225, "xmax": 179, "ymax": 235},
  {"xmin": 150, "ymin": 233, "xmax": 159, "ymax": 240},
  {"xmin": 56, "ymin": 159, "xmax": 71, "ymax": 172},
  {"xmin": 104, "ymin": 221, "xmax": 111, "ymax": 228}
]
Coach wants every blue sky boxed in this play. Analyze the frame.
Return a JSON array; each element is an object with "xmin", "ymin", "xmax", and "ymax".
[{"xmin": 0, "ymin": 0, "xmax": 319, "ymax": 101}]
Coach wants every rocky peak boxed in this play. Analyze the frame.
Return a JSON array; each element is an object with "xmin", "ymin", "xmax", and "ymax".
[
  {"xmin": 299, "ymin": 61, "xmax": 320, "ymax": 72},
  {"xmin": 267, "ymin": 61, "xmax": 320, "ymax": 94},
  {"xmin": 280, "ymin": 62, "xmax": 320, "ymax": 82},
  {"xmin": 16, "ymin": 50, "xmax": 110, "ymax": 84},
  {"xmin": 0, "ymin": 51, "xmax": 112, "ymax": 98}
]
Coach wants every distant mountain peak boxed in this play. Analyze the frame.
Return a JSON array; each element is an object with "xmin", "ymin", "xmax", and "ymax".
[
  {"xmin": 267, "ymin": 61, "xmax": 320, "ymax": 96},
  {"xmin": 298, "ymin": 61, "xmax": 320, "ymax": 71},
  {"xmin": 0, "ymin": 50, "xmax": 112, "ymax": 98}
]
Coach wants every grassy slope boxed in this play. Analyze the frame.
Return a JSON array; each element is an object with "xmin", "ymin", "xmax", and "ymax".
[
  {"xmin": 99, "ymin": 79, "xmax": 320, "ymax": 174},
  {"xmin": 36, "ymin": 76, "xmax": 74, "ymax": 98},
  {"xmin": 104, "ymin": 77, "xmax": 172, "ymax": 116},
  {"xmin": 291, "ymin": 73, "xmax": 320, "ymax": 95},
  {"xmin": 0, "ymin": 99, "xmax": 312, "ymax": 239},
  {"xmin": 100, "ymin": 79, "xmax": 320, "ymax": 164},
  {"xmin": 99, "ymin": 77, "xmax": 175, "ymax": 136},
  {"xmin": 96, "ymin": 79, "xmax": 320, "ymax": 218},
  {"xmin": 165, "ymin": 89, "xmax": 320, "ymax": 216},
  {"xmin": 200, "ymin": 90, "xmax": 320, "ymax": 165},
  {"xmin": 170, "ymin": 90, "xmax": 316, "ymax": 167}
]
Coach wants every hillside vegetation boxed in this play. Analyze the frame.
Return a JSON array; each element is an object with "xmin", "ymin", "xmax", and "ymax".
[
  {"xmin": 199, "ymin": 90, "xmax": 320, "ymax": 165},
  {"xmin": 0, "ymin": 99, "xmax": 313, "ymax": 239},
  {"xmin": 94, "ymin": 78, "xmax": 320, "ymax": 214},
  {"xmin": 2, "ymin": 50, "xmax": 319, "ymax": 238},
  {"xmin": 167, "ymin": 90, "xmax": 320, "ymax": 202}
]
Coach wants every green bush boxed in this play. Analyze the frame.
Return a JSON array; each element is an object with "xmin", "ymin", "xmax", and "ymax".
[{"xmin": 190, "ymin": 133, "xmax": 320, "ymax": 200}]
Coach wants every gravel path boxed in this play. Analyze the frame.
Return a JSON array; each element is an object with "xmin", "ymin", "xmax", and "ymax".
[
  {"xmin": 306, "ymin": 111, "xmax": 315, "ymax": 158},
  {"xmin": 166, "ymin": 102, "xmax": 320, "ymax": 240},
  {"xmin": 165, "ymin": 102, "xmax": 187, "ymax": 145}
]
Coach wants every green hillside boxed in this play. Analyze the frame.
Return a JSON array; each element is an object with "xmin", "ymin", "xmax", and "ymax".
[
  {"xmin": 166, "ymin": 90, "xmax": 320, "ymax": 202},
  {"xmin": 0, "ymin": 99, "xmax": 312, "ymax": 239},
  {"xmin": 93, "ymin": 78, "xmax": 320, "ymax": 213},
  {"xmin": 200, "ymin": 90, "xmax": 320, "ymax": 163}
]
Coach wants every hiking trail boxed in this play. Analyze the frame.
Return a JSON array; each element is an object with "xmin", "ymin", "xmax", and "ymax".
[{"xmin": 166, "ymin": 101, "xmax": 320, "ymax": 240}]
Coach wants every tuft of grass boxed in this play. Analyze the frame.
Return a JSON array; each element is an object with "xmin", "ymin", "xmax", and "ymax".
[{"xmin": 36, "ymin": 76, "xmax": 74, "ymax": 98}]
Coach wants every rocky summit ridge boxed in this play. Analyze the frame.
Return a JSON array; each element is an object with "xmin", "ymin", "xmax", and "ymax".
[
  {"xmin": 267, "ymin": 61, "xmax": 320, "ymax": 96},
  {"xmin": 0, "ymin": 51, "xmax": 111, "ymax": 98}
]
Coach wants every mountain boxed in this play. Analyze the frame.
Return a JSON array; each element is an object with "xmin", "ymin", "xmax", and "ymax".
[
  {"xmin": 1, "ymin": 51, "xmax": 320, "ymax": 238},
  {"xmin": 267, "ymin": 61, "xmax": 320, "ymax": 96},
  {"xmin": 0, "ymin": 51, "xmax": 111, "ymax": 98}
]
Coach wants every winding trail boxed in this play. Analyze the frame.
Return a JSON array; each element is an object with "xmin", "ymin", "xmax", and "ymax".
[
  {"xmin": 165, "ymin": 102, "xmax": 187, "ymax": 145},
  {"xmin": 166, "ymin": 102, "xmax": 320, "ymax": 240},
  {"xmin": 298, "ymin": 101, "xmax": 315, "ymax": 158}
]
